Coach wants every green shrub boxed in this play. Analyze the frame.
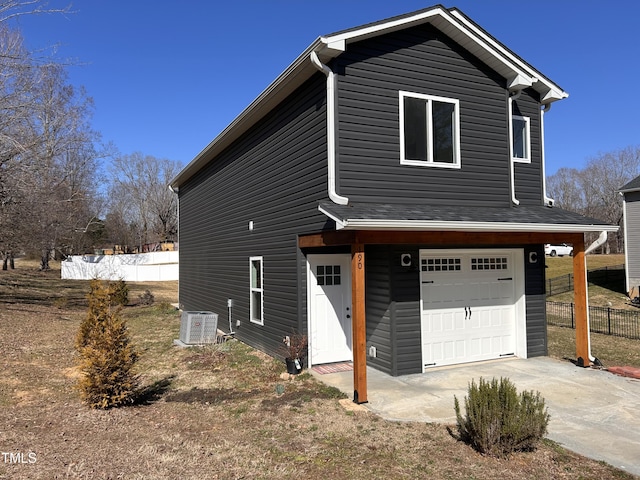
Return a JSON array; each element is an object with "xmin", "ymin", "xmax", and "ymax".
[
  {"xmin": 110, "ymin": 279, "xmax": 129, "ymax": 306},
  {"xmin": 454, "ymin": 377, "xmax": 549, "ymax": 457},
  {"xmin": 138, "ymin": 289, "xmax": 154, "ymax": 306},
  {"xmin": 76, "ymin": 279, "xmax": 139, "ymax": 409}
]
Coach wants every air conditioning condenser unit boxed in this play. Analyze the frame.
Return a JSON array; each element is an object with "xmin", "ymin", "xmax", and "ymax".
[{"xmin": 179, "ymin": 311, "xmax": 219, "ymax": 345}]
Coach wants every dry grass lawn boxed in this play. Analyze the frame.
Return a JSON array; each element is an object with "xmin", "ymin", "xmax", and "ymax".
[{"xmin": 0, "ymin": 259, "xmax": 636, "ymax": 479}]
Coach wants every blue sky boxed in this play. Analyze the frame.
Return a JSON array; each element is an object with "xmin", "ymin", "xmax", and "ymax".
[{"xmin": 12, "ymin": 1, "xmax": 640, "ymax": 175}]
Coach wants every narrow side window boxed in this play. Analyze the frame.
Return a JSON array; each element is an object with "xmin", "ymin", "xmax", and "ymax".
[
  {"xmin": 250, "ymin": 256, "xmax": 263, "ymax": 325},
  {"xmin": 511, "ymin": 114, "xmax": 531, "ymax": 163}
]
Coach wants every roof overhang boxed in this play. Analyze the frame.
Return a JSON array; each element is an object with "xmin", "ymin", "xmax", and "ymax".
[
  {"xmin": 319, "ymin": 6, "xmax": 567, "ymax": 103},
  {"xmin": 620, "ymin": 186, "xmax": 640, "ymax": 194},
  {"xmin": 318, "ymin": 202, "xmax": 618, "ymax": 234},
  {"xmin": 171, "ymin": 5, "xmax": 568, "ymax": 189}
]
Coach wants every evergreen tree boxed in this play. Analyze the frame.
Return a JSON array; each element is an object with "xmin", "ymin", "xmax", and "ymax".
[{"xmin": 76, "ymin": 279, "xmax": 139, "ymax": 409}]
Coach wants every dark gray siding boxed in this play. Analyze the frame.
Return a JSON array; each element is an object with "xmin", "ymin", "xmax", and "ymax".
[
  {"xmin": 365, "ymin": 246, "xmax": 393, "ymax": 373},
  {"xmin": 334, "ymin": 24, "xmax": 518, "ymax": 207},
  {"xmin": 389, "ymin": 246, "xmax": 422, "ymax": 375},
  {"xmin": 525, "ymin": 245, "xmax": 547, "ymax": 357},
  {"xmin": 365, "ymin": 245, "xmax": 424, "ymax": 376},
  {"xmin": 625, "ymin": 192, "xmax": 640, "ymax": 288},
  {"xmin": 178, "ymin": 74, "xmax": 329, "ymax": 358},
  {"xmin": 512, "ymin": 90, "xmax": 543, "ymax": 206}
]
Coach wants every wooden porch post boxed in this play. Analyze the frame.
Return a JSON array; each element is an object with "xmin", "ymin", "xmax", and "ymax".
[
  {"xmin": 351, "ymin": 242, "xmax": 368, "ymax": 404},
  {"xmin": 573, "ymin": 235, "xmax": 590, "ymax": 366}
]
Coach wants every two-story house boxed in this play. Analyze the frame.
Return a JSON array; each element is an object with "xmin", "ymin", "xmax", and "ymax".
[{"xmin": 170, "ymin": 6, "xmax": 616, "ymax": 403}]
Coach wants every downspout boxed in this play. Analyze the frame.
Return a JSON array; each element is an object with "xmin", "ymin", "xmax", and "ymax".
[
  {"xmin": 584, "ymin": 230, "xmax": 609, "ymax": 365},
  {"xmin": 508, "ymin": 91, "xmax": 521, "ymax": 205},
  {"xmin": 168, "ymin": 184, "xmax": 180, "ymax": 308},
  {"xmin": 540, "ymin": 104, "xmax": 555, "ymax": 206},
  {"xmin": 310, "ymin": 51, "xmax": 349, "ymax": 205},
  {"xmin": 585, "ymin": 230, "xmax": 607, "ymax": 255}
]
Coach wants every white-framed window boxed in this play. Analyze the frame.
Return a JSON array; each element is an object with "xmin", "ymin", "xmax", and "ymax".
[
  {"xmin": 399, "ymin": 91, "xmax": 461, "ymax": 168},
  {"xmin": 511, "ymin": 114, "xmax": 530, "ymax": 163},
  {"xmin": 249, "ymin": 256, "xmax": 263, "ymax": 325}
]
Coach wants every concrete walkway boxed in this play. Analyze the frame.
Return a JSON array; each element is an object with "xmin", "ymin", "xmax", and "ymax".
[{"xmin": 311, "ymin": 357, "xmax": 640, "ymax": 477}]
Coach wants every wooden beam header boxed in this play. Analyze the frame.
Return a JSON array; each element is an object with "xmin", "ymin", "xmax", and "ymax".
[{"xmin": 299, "ymin": 230, "xmax": 584, "ymax": 248}]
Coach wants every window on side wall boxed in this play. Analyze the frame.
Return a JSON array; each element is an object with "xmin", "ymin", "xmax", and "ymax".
[
  {"xmin": 399, "ymin": 91, "xmax": 461, "ymax": 168},
  {"xmin": 512, "ymin": 114, "xmax": 530, "ymax": 163},
  {"xmin": 250, "ymin": 256, "xmax": 263, "ymax": 325}
]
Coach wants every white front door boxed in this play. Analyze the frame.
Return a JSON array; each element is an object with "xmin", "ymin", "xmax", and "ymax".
[
  {"xmin": 420, "ymin": 249, "xmax": 524, "ymax": 370},
  {"xmin": 307, "ymin": 254, "xmax": 352, "ymax": 365}
]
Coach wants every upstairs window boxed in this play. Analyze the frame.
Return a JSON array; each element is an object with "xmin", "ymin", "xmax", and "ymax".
[
  {"xmin": 400, "ymin": 91, "xmax": 460, "ymax": 168},
  {"xmin": 511, "ymin": 114, "xmax": 530, "ymax": 163},
  {"xmin": 250, "ymin": 256, "xmax": 263, "ymax": 325}
]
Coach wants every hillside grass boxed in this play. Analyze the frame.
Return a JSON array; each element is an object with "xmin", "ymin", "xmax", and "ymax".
[
  {"xmin": 545, "ymin": 254, "xmax": 631, "ymax": 309},
  {"xmin": 0, "ymin": 260, "xmax": 634, "ymax": 479}
]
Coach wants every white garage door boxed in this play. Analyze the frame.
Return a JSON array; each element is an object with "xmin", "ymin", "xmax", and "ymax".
[{"xmin": 420, "ymin": 249, "xmax": 521, "ymax": 370}]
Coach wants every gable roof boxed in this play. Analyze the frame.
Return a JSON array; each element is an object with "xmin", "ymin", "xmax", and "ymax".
[
  {"xmin": 170, "ymin": 4, "xmax": 568, "ymax": 190},
  {"xmin": 620, "ymin": 175, "xmax": 640, "ymax": 194}
]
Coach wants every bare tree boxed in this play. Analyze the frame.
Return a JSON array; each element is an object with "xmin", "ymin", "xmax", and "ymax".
[
  {"xmin": 547, "ymin": 145, "xmax": 640, "ymax": 253},
  {"xmin": 0, "ymin": 1, "xmax": 72, "ymax": 23},
  {"xmin": 8, "ymin": 63, "xmax": 101, "ymax": 269},
  {"xmin": 0, "ymin": 1, "xmax": 99, "ymax": 269},
  {"xmin": 108, "ymin": 153, "xmax": 181, "ymax": 251},
  {"xmin": 0, "ymin": 23, "xmax": 36, "ymax": 267},
  {"xmin": 546, "ymin": 167, "xmax": 585, "ymax": 212}
]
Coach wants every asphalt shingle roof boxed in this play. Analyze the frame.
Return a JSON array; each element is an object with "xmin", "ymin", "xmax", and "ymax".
[
  {"xmin": 319, "ymin": 201, "xmax": 614, "ymax": 231},
  {"xmin": 620, "ymin": 175, "xmax": 640, "ymax": 193}
]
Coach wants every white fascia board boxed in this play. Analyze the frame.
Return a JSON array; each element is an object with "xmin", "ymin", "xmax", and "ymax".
[
  {"xmin": 449, "ymin": 9, "xmax": 568, "ymax": 102},
  {"xmin": 320, "ymin": 217, "xmax": 617, "ymax": 236},
  {"xmin": 318, "ymin": 204, "xmax": 347, "ymax": 229},
  {"xmin": 323, "ymin": 7, "xmax": 533, "ymax": 88},
  {"xmin": 339, "ymin": 219, "xmax": 618, "ymax": 233},
  {"xmin": 508, "ymin": 74, "xmax": 533, "ymax": 91},
  {"xmin": 541, "ymin": 88, "xmax": 569, "ymax": 104},
  {"xmin": 322, "ymin": 8, "xmax": 444, "ymax": 44},
  {"xmin": 318, "ymin": 38, "xmax": 346, "ymax": 56}
]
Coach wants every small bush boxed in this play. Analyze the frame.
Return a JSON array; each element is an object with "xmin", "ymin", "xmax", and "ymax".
[
  {"xmin": 454, "ymin": 377, "xmax": 549, "ymax": 457},
  {"xmin": 76, "ymin": 279, "xmax": 139, "ymax": 409},
  {"xmin": 110, "ymin": 279, "xmax": 129, "ymax": 306},
  {"xmin": 138, "ymin": 289, "xmax": 154, "ymax": 305}
]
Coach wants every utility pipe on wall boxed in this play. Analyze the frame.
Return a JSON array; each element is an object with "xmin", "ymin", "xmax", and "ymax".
[
  {"xmin": 310, "ymin": 51, "xmax": 349, "ymax": 206},
  {"xmin": 508, "ymin": 91, "xmax": 521, "ymax": 205},
  {"xmin": 583, "ymin": 230, "xmax": 608, "ymax": 364},
  {"xmin": 540, "ymin": 104, "xmax": 555, "ymax": 207}
]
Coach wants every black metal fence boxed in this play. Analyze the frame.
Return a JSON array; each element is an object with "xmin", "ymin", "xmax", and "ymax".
[
  {"xmin": 546, "ymin": 264, "xmax": 625, "ymax": 296},
  {"xmin": 546, "ymin": 301, "xmax": 640, "ymax": 340},
  {"xmin": 546, "ymin": 274, "xmax": 573, "ymax": 296}
]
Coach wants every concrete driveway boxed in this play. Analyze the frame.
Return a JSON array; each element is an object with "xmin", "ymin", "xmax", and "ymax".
[{"xmin": 311, "ymin": 357, "xmax": 640, "ymax": 477}]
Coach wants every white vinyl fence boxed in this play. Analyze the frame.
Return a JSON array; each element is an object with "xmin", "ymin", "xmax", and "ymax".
[{"xmin": 61, "ymin": 251, "xmax": 178, "ymax": 281}]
